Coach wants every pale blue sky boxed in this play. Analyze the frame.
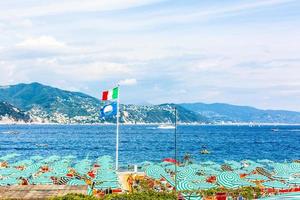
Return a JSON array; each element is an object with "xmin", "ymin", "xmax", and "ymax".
[{"xmin": 0, "ymin": 0, "xmax": 300, "ymax": 110}]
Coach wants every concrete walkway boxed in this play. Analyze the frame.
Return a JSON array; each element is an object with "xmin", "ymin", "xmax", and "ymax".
[{"xmin": 0, "ymin": 185, "xmax": 87, "ymax": 199}]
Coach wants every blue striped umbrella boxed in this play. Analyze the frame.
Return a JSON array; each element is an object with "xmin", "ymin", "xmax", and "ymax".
[
  {"xmin": 273, "ymin": 173, "xmax": 292, "ymax": 180},
  {"xmin": 262, "ymin": 181, "xmax": 289, "ymax": 189},
  {"xmin": 235, "ymin": 180, "xmax": 256, "ymax": 187},
  {"xmin": 30, "ymin": 156, "xmax": 43, "ymax": 161},
  {"xmin": 31, "ymin": 176, "xmax": 53, "ymax": 185},
  {"xmin": 288, "ymin": 178, "xmax": 300, "ymax": 185},
  {"xmin": 217, "ymin": 172, "xmax": 240, "ymax": 189},
  {"xmin": 245, "ymin": 174, "xmax": 269, "ymax": 181},
  {"xmin": 177, "ymin": 167, "xmax": 197, "ymax": 181},
  {"xmin": 145, "ymin": 165, "xmax": 164, "ymax": 180},
  {"xmin": 67, "ymin": 179, "xmax": 86, "ymax": 186},
  {"xmin": 176, "ymin": 180, "xmax": 196, "ymax": 191},
  {"xmin": 187, "ymin": 175, "xmax": 207, "ymax": 182},
  {"xmin": 0, "ymin": 178, "xmax": 19, "ymax": 186},
  {"xmin": 289, "ymin": 163, "xmax": 300, "ymax": 173},
  {"xmin": 194, "ymin": 182, "xmax": 216, "ymax": 190}
]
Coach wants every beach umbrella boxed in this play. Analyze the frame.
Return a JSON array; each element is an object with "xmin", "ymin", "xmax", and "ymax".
[
  {"xmin": 187, "ymin": 175, "xmax": 207, "ymax": 182},
  {"xmin": 225, "ymin": 160, "xmax": 241, "ymax": 170},
  {"xmin": 245, "ymin": 174, "xmax": 269, "ymax": 181},
  {"xmin": 176, "ymin": 167, "xmax": 197, "ymax": 181},
  {"xmin": 262, "ymin": 181, "xmax": 289, "ymax": 189},
  {"xmin": 256, "ymin": 167, "xmax": 273, "ymax": 178},
  {"xmin": 64, "ymin": 155, "xmax": 76, "ymax": 160},
  {"xmin": 234, "ymin": 180, "xmax": 256, "ymax": 187},
  {"xmin": 145, "ymin": 165, "xmax": 165, "ymax": 179},
  {"xmin": 188, "ymin": 164, "xmax": 202, "ymax": 171},
  {"xmin": 11, "ymin": 159, "xmax": 33, "ymax": 167},
  {"xmin": 176, "ymin": 180, "xmax": 196, "ymax": 191},
  {"xmin": 201, "ymin": 161, "xmax": 215, "ymax": 166},
  {"xmin": 31, "ymin": 176, "xmax": 53, "ymax": 185},
  {"xmin": 165, "ymin": 165, "xmax": 177, "ymax": 172},
  {"xmin": 67, "ymin": 179, "xmax": 86, "ymax": 186},
  {"xmin": 288, "ymin": 178, "xmax": 300, "ymax": 185},
  {"xmin": 161, "ymin": 174, "xmax": 175, "ymax": 187},
  {"xmin": 0, "ymin": 153, "xmax": 20, "ymax": 161},
  {"xmin": 163, "ymin": 158, "xmax": 178, "ymax": 164},
  {"xmin": 0, "ymin": 177, "xmax": 18, "ymax": 186},
  {"xmin": 289, "ymin": 163, "xmax": 300, "ymax": 173},
  {"xmin": 30, "ymin": 156, "xmax": 43, "ymax": 161},
  {"xmin": 273, "ymin": 173, "xmax": 292, "ymax": 180},
  {"xmin": 217, "ymin": 172, "xmax": 240, "ymax": 189},
  {"xmin": 194, "ymin": 182, "xmax": 216, "ymax": 190},
  {"xmin": 257, "ymin": 159, "xmax": 274, "ymax": 164},
  {"xmin": 235, "ymin": 169, "xmax": 250, "ymax": 175}
]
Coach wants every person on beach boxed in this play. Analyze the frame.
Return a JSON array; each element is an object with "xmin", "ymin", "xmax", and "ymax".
[{"xmin": 127, "ymin": 174, "xmax": 134, "ymax": 192}]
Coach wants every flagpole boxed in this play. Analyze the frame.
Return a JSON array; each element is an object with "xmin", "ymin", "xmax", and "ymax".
[{"xmin": 116, "ymin": 84, "xmax": 120, "ymax": 171}]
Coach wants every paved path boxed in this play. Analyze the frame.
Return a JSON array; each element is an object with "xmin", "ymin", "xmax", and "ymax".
[{"xmin": 0, "ymin": 185, "xmax": 88, "ymax": 199}]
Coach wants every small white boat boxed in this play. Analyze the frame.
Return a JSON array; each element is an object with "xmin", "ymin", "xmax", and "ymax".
[{"xmin": 157, "ymin": 124, "xmax": 175, "ymax": 129}]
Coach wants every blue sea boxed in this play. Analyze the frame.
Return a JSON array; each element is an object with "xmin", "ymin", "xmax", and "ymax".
[{"xmin": 0, "ymin": 125, "xmax": 299, "ymax": 166}]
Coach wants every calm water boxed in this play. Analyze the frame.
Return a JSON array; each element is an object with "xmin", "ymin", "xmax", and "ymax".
[{"xmin": 0, "ymin": 125, "xmax": 299, "ymax": 165}]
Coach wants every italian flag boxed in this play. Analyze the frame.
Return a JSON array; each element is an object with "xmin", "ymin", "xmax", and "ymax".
[{"xmin": 102, "ymin": 87, "xmax": 119, "ymax": 101}]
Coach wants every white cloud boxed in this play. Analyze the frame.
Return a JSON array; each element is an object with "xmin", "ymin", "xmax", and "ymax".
[
  {"xmin": 118, "ymin": 78, "xmax": 137, "ymax": 86},
  {"xmin": 16, "ymin": 36, "xmax": 65, "ymax": 50},
  {"xmin": 0, "ymin": 0, "xmax": 163, "ymax": 18}
]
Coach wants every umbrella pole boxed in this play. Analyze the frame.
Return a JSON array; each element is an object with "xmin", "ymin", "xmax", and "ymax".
[
  {"xmin": 174, "ymin": 106, "xmax": 177, "ymax": 196},
  {"xmin": 116, "ymin": 84, "xmax": 120, "ymax": 171}
]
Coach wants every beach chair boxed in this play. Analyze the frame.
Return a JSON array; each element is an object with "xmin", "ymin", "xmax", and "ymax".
[
  {"xmin": 221, "ymin": 164, "xmax": 233, "ymax": 171},
  {"xmin": 256, "ymin": 167, "xmax": 273, "ymax": 179}
]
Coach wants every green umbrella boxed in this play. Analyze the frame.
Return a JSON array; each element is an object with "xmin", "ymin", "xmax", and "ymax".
[
  {"xmin": 201, "ymin": 161, "xmax": 215, "ymax": 166},
  {"xmin": 262, "ymin": 181, "xmax": 289, "ymax": 189},
  {"xmin": 0, "ymin": 153, "xmax": 20, "ymax": 161},
  {"xmin": 288, "ymin": 178, "xmax": 300, "ymax": 185},
  {"xmin": 176, "ymin": 180, "xmax": 196, "ymax": 191},
  {"xmin": 257, "ymin": 159, "xmax": 274, "ymax": 164},
  {"xmin": 234, "ymin": 180, "xmax": 256, "ymax": 187},
  {"xmin": 31, "ymin": 176, "xmax": 53, "ymax": 185},
  {"xmin": 177, "ymin": 167, "xmax": 197, "ymax": 181},
  {"xmin": 187, "ymin": 175, "xmax": 207, "ymax": 182},
  {"xmin": 161, "ymin": 174, "xmax": 175, "ymax": 187},
  {"xmin": 67, "ymin": 179, "xmax": 86, "ymax": 186},
  {"xmin": 0, "ymin": 177, "xmax": 19, "ymax": 186},
  {"xmin": 30, "ymin": 156, "xmax": 43, "ymax": 161},
  {"xmin": 194, "ymin": 182, "xmax": 216, "ymax": 190},
  {"xmin": 145, "ymin": 165, "xmax": 164, "ymax": 180},
  {"xmin": 289, "ymin": 163, "xmax": 300, "ymax": 173},
  {"xmin": 217, "ymin": 172, "xmax": 240, "ymax": 189},
  {"xmin": 245, "ymin": 174, "xmax": 269, "ymax": 181}
]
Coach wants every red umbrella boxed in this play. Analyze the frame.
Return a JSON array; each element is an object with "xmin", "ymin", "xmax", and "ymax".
[{"xmin": 163, "ymin": 158, "xmax": 179, "ymax": 164}]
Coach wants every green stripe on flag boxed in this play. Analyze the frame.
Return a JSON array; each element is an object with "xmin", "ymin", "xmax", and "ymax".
[{"xmin": 112, "ymin": 87, "xmax": 119, "ymax": 99}]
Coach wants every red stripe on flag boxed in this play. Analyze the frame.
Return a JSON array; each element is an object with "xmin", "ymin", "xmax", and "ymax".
[{"xmin": 102, "ymin": 91, "xmax": 108, "ymax": 101}]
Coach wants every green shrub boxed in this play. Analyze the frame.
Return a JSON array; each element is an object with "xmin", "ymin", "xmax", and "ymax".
[
  {"xmin": 50, "ymin": 191, "xmax": 176, "ymax": 200},
  {"xmin": 50, "ymin": 193, "xmax": 98, "ymax": 200},
  {"xmin": 103, "ymin": 191, "xmax": 176, "ymax": 200}
]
